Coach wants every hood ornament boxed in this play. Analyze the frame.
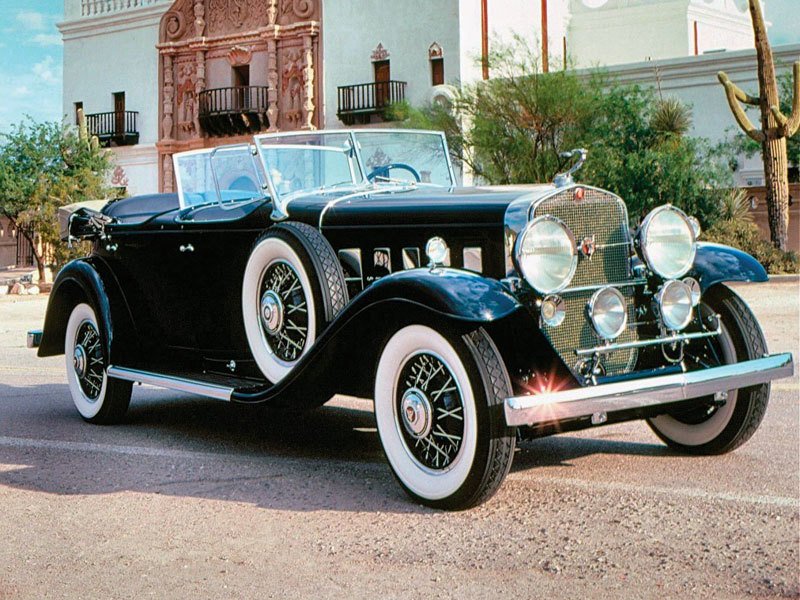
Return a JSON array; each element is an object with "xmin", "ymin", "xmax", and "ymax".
[{"xmin": 554, "ymin": 148, "xmax": 588, "ymax": 188}]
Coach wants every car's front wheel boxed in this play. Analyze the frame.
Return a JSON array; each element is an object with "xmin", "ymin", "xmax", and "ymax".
[
  {"xmin": 65, "ymin": 303, "xmax": 131, "ymax": 424},
  {"xmin": 648, "ymin": 285, "xmax": 770, "ymax": 454},
  {"xmin": 374, "ymin": 325, "xmax": 516, "ymax": 510}
]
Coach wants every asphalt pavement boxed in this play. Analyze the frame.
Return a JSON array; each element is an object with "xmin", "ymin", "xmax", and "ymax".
[{"xmin": 0, "ymin": 281, "xmax": 797, "ymax": 599}]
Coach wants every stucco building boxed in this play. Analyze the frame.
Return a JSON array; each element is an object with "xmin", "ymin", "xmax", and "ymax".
[{"xmin": 58, "ymin": 0, "xmax": 794, "ymax": 196}]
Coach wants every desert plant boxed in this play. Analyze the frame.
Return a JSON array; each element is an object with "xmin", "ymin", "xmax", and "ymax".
[
  {"xmin": 719, "ymin": 188, "xmax": 754, "ymax": 223},
  {"xmin": 717, "ymin": 0, "xmax": 799, "ymax": 250},
  {"xmin": 651, "ymin": 97, "xmax": 692, "ymax": 138}
]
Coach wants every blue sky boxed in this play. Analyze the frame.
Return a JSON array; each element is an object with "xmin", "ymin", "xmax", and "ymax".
[{"xmin": 0, "ymin": 0, "xmax": 798, "ymax": 132}]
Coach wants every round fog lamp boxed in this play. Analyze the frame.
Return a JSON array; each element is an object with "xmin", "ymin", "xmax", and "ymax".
[
  {"xmin": 541, "ymin": 295, "xmax": 566, "ymax": 327},
  {"xmin": 588, "ymin": 287, "xmax": 627, "ymax": 340},
  {"xmin": 425, "ymin": 236, "xmax": 449, "ymax": 266},
  {"xmin": 657, "ymin": 279, "xmax": 694, "ymax": 331}
]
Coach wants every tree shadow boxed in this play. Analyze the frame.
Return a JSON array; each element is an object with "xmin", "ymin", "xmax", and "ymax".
[{"xmin": 0, "ymin": 382, "xmax": 671, "ymax": 513}]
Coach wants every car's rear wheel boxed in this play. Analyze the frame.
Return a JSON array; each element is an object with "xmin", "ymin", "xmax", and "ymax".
[
  {"xmin": 242, "ymin": 222, "xmax": 347, "ymax": 383},
  {"xmin": 65, "ymin": 303, "xmax": 131, "ymax": 424},
  {"xmin": 374, "ymin": 325, "xmax": 516, "ymax": 510},
  {"xmin": 648, "ymin": 285, "xmax": 770, "ymax": 454}
]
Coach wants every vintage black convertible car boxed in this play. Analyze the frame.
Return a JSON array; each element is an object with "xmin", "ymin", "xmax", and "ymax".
[{"xmin": 31, "ymin": 129, "xmax": 793, "ymax": 509}]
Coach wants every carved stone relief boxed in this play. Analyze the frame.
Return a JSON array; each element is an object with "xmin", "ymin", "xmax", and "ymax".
[
  {"xmin": 176, "ymin": 61, "xmax": 197, "ymax": 134},
  {"xmin": 281, "ymin": 47, "xmax": 304, "ymax": 129},
  {"xmin": 371, "ymin": 43, "xmax": 389, "ymax": 62}
]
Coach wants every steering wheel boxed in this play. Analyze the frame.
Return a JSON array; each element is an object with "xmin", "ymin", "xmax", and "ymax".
[{"xmin": 366, "ymin": 163, "xmax": 421, "ymax": 183}]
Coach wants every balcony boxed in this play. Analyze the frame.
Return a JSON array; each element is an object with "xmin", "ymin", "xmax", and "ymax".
[
  {"xmin": 337, "ymin": 81, "xmax": 407, "ymax": 126},
  {"xmin": 198, "ymin": 86, "xmax": 270, "ymax": 137},
  {"xmin": 85, "ymin": 111, "xmax": 140, "ymax": 146}
]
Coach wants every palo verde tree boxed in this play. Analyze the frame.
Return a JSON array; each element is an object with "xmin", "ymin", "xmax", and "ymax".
[
  {"xmin": 717, "ymin": 0, "xmax": 799, "ymax": 250},
  {"xmin": 0, "ymin": 112, "xmax": 111, "ymax": 281}
]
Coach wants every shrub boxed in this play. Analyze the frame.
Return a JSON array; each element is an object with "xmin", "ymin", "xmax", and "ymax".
[{"xmin": 703, "ymin": 219, "xmax": 799, "ymax": 274}]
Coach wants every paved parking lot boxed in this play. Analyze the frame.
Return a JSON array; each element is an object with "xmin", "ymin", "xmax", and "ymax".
[{"xmin": 0, "ymin": 281, "xmax": 797, "ymax": 599}]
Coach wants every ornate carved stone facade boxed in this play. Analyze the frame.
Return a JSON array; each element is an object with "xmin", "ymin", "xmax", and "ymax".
[{"xmin": 156, "ymin": 0, "xmax": 321, "ymax": 192}]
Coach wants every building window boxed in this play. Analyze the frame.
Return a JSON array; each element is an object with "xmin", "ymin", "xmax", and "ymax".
[
  {"xmin": 429, "ymin": 42, "xmax": 445, "ymax": 86},
  {"xmin": 74, "ymin": 101, "xmax": 83, "ymax": 125},
  {"xmin": 431, "ymin": 58, "xmax": 444, "ymax": 86}
]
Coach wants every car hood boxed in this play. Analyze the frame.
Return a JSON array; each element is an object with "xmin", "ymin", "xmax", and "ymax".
[{"xmin": 287, "ymin": 184, "xmax": 555, "ymax": 228}]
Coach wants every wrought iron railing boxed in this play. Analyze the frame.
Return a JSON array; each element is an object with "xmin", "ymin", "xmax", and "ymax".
[
  {"xmin": 198, "ymin": 86, "xmax": 270, "ymax": 136},
  {"xmin": 85, "ymin": 111, "xmax": 139, "ymax": 146},
  {"xmin": 337, "ymin": 81, "xmax": 407, "ymax": 125}
]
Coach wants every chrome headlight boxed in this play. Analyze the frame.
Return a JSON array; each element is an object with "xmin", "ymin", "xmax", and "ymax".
[
  {"xmin": 588, "ymin": 287, "xmax": 628, "ymax": 340},
  {"xmin": 656, "ymin": 279, "xmax": 693, "ymax": 331},
  {"xmin": 639, "ymin": 205, "xmax": 697, "ymax": 279},
  {"xmin": 515, "ymin": 216, "xmax": 577, "ymax": 294}
]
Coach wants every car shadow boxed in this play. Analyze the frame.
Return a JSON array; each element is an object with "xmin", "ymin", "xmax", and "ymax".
[{"xmin": 0, "ymin": 382, "xmax": 670, "ymax": 513}]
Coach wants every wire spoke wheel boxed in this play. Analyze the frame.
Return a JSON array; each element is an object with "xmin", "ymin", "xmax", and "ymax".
[
  {"xmin": 396, "ymin": 352, "xmax": 464, "ymax": 471},
  {"xmin": 73, "ymin": 320, "xmax": 105, "ymax": 401},
  {"xmin": 259, "ymin": 261, "xmax": 309, "ymax": 362},
  {"xmin": 65, "ymin": 303, "xmax": 131, "ymax": 424}
]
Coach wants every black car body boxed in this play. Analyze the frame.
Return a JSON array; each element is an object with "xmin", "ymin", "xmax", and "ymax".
[{"xmin": 32, "ymin": 129, "xmax": 794, "ymax": 509}]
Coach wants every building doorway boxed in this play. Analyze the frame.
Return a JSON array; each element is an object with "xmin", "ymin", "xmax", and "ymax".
[
  {"xmin": 113, "ymin": 92, "xmax": 125, "ymax": 136},
  {"xmin": 374, "ymin": 60, "xmax": 390, "ymax": 107}
]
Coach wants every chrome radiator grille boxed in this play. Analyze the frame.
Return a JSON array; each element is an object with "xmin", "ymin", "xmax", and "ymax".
[{"xmin": 532, "ymin": 188, "xmax": 639, "ymax": 376}]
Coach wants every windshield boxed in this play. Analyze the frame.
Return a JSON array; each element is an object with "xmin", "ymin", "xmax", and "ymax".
[
  {"xmin": 173, "ymin": 145, "xmax": 265, "ymax": 210},
  {"xmin": 254, "ymin": 129, "xmax": 455, "ymax": 218}
]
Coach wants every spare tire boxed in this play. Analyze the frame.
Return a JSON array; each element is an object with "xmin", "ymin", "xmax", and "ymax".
[{"xmin": 242, "ymin": 221, "xmax": 348, "ymax": 383}]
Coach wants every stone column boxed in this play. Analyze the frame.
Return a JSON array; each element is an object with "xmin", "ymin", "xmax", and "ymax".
[
  {"xmin": 194, "ymin": 49, "xmax": 206, "ymax": 136},
  {"xmin": 162, "ymin": 53, "xmax": 175, "ymax": 140},
  {"xmin": 301, "ymin": 34, "xmax": 315, "ymax": 130},
  {"xmin": 267, "ymin": 37, "xmax": 280, "ymax": 131},
  {"xmin": 163, "ymin": 153, "xmax": 174, "ymax": 193}
]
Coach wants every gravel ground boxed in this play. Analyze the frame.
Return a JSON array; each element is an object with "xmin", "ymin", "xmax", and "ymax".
[{"xmin": 0, "ymin": 281, "xmax": 797, "ymax": 599}]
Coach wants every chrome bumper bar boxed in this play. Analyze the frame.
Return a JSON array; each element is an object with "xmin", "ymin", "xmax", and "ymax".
[{"xmin": 504, "ymin": 353, "xmax": 794, "ymax": 427}]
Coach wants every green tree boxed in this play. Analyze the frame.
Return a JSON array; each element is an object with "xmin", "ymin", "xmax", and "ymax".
[
  {"xmin": 0, "ymin": 117, "xmax": 113, "ymax": 280},
  {"xmin": 397, "ymin": 40, "xmax": 733, "ymax": 228}
]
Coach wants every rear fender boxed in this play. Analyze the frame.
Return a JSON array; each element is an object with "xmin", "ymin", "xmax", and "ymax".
[
  {"xmin": 38, "ymin": 257, "xmax": 138, "ymax": 363},
  {"xmin": 689, "ymin": 242, "xmax": 768, "ymax": 291}
]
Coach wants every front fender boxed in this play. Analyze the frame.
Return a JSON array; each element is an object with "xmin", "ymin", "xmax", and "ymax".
[
  {"xmin": 352, "ymin": 268, "xmax": 522, "ymax": 322},
  {"xmin": 230, "ymin": 268, "xmax": 523, "ymax": 404},
  {"xmin": 689, "ymin": 242, "xmax": 768, "ymax": 291},
  {"xmin": 38, "ymin": 257, "xmax": 137, "ymax": 363}
]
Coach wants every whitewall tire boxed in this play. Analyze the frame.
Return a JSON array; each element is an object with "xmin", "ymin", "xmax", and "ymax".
[
  {"xmin": 242, "ymin": 222, "xmax": 347, "ymax": 383},
  {"xmin": 65, "ymin": 303, "xmax": 131, "ymax": 424},
  {"xmin": 374, "ymin": 325, "xmax": 516, "ymax": 510}
]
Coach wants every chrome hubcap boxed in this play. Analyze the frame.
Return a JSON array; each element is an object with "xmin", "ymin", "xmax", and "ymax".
[
  {"xmin": 401, "ymin": 388, "xmax": 433, "ymax": 438},
  {"xmin": 73, "ymin": 345, "xmax": 87, "ymax": 379},
  {"xmin": 260, "ymin": 290, "xmax": 284, "ymax": 336}
]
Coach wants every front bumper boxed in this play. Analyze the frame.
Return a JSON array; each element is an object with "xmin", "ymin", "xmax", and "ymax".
[{"xmin": 504, "ymin": 353, "xmax": 794, "ymax": 427}]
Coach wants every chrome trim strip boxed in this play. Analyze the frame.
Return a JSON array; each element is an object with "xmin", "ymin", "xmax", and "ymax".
[
  {"xmin": 575, "ymin": 325, "xmax": 721, "ymax": 356},
  {"xmin": 561, "ymin": 279, "xmax": 647, "ymax": 294},
  {"xmin": 504, "ymin": 353, "xmax": 794, "ymax": 427},
  {"xmin": 107, "ymin": 366, "xmax": 233, "ymax": 401}
]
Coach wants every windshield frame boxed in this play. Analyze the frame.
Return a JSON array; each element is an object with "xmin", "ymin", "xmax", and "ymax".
[
  {"xmin": 173, "ymin": 143, "xmax": 267, "ymax": 212},
  {"xmin": 254, "ymin": 129, "xmax": 456, "ymax": 221}
]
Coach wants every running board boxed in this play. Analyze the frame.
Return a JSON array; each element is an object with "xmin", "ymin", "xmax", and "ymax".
[{"xmin": 107, "ymin": 366, "xmax": 233, "ymax": 401}]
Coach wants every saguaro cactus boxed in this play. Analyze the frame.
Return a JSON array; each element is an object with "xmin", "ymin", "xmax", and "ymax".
[
  {"xmin": 717, "ymin": 0, "xmax": 799, "ymax": 251},
  {"xmin": 76, "ymin": 107, "xmax": 100, "ymax": 152}
]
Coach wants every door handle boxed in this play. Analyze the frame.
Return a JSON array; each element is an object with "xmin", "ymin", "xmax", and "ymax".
[{"xmin": 179, "ymin": 244, "xmax": 195, "ymax": 253}]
